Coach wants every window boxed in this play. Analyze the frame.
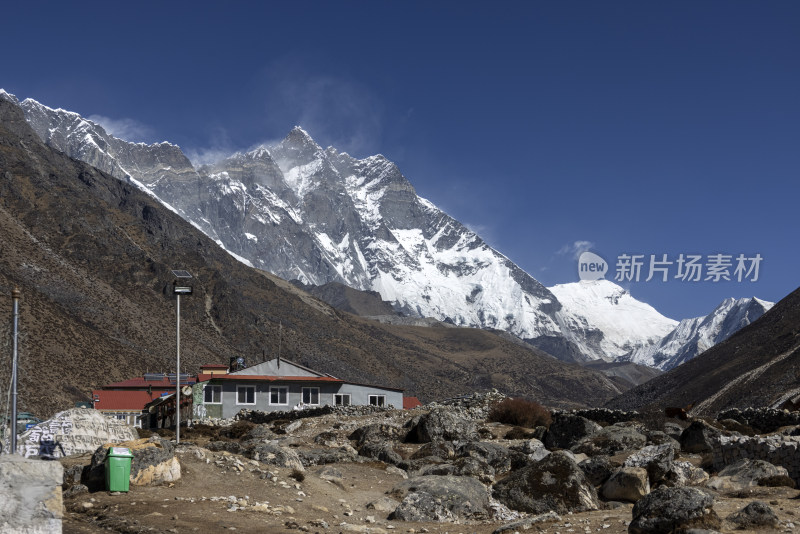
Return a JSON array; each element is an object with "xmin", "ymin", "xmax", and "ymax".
[
  {"xmin": 236, "ymin": 385, "xmax": 255, "ymax": 405},
  {"xmin": 270, "ymin": 386, "xmax": 288, "ymax": 405},
  {"xmin": 369, "ymin": 395, "xmax": 386, "ymax": 407},
  {"xmin": 204, "ymin": 385, "xmax": 222, "ymax": 404},
  {"xmin": 302, "ymin": 387, "xmax": 320, "ymax": 405},
  {"xmin": 334, "ymin": 394, "xmax": 351, "ymax": 406}
]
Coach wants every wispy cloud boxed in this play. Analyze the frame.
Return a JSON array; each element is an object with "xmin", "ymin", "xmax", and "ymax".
[
  {"xmin": 183, "ymin": 127, "xmax": 239, "ymax": 167},
  {"xmin": 259, "ymin": 59, "xmax": 385, "ymax": 158},
  {"xmin": 88, "ymin": 114, "xmax": 154, "ymax": 143},
  {"xmin": 557, "ymin": 240, "xmax": 595, "ymax": 260}
]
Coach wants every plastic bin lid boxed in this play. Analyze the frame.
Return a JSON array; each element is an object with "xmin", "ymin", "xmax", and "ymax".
[{"xmin": 108, "ymin": 447, "xmax": 133, "ymax": 457}]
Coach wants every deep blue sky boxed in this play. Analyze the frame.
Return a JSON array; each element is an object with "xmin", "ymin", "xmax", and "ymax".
[{"xmin": 2, "ymin": 1, "xmax": 797, "ymax": 320}]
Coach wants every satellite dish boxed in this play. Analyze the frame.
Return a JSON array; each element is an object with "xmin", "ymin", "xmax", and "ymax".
[{"xmin": 182, "ymin": 386, "xmax": 192, "ymax": 396}]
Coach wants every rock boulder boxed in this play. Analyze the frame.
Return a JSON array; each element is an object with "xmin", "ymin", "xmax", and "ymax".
[{"xmin": 492, "ymin": 450, "xmax": 600, "ymax": 514}]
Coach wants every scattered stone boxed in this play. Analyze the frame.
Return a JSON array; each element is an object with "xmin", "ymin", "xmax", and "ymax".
[
  {"xmin": 492, "ymin": 511, "xmax": 562, "ymax": 533},
  {"xmin": 727, "ymin": 500, "xmax": 780, "ymax": 530},
  {"xmin": 366, "ymin": 496, "xmax": 401, "ymax": 513}
]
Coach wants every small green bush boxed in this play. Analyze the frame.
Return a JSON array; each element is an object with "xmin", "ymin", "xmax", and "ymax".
[{"xmin": 488, "ymin": 398, "xmax": 552, "ymax": 428}]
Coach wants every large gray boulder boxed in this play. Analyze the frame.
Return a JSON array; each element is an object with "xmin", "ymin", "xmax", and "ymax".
[
  {"xmin": 629, "ymin": 487, "xmax": 720, "ymax": 534},
  {"xmin": 349, "ymin": 423, "xmax": 405, "ymax": 465},
  {"xmin": 706, "ymin": 458, "xmax": 791, "ymax": 492},
  {"xmin": 406, "ymin": 408, "xmax": 479, "ymax": 443},
  {"xmin": 456, "ymin": 441, "xmax": 527, "ymax": 475},
  {"xmin": 246, "ymin": 442, "xmax": 304, "ymax": 471},
  {"xmin": 679, "ymin": 421, "xmax": 722, "ymax": 453},
  {"xmin": 492, "ymin": 450, "xmax": 600, "ymax": 514},
  {"xmin": 17, "ymin": 408, "xmax": 138, "ymax": 458},
  {"xmin": 624, "ymin": 444, "xmax": 675, "ymax": 486},
  {"xmin": 601, "ymin": 466, "xmax": 650, "ymax": 502},
  {"xmin": 390, "ymin": 475, "xmax": 491, "ymax": 522},
  {"xmin": 573, "ymin": 424, "xmax": 647, "ymax": 456},
  {"xmin": 544, "ymin": 414, "xmax": 601, "ymax": 450},
  {"xmin": 726, "ymin": 501, "xmax": 779, "ymax": 530}
]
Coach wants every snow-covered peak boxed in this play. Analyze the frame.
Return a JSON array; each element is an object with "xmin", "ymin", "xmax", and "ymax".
[
  {"xmin": 625, "ymin": 296, "xmax": 774, "ymax": 370},
  {"xmin": 0, "ymin": 88, "xmax": 19, "ymax": 104},
  {"xmin": 550, "ymin": 280, "xmax": 678, "ymax": 360}
]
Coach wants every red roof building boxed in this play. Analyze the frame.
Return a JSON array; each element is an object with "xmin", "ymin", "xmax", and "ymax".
[
  {"xmin": 93, "ymin": 372, "xmax": 197, "ymax": 427},
  {"xmin": 403, "ymin": 396, "xmax": 422, "ymax": 409}
]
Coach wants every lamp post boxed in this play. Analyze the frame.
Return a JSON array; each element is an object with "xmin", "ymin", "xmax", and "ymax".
[
  {"xmin": 171, "ymin": 270, "xmax": 192, "ymax": 444},
  {"xmin": 10, "ymin": 287, "xmax": 20, "ymax": 455}
]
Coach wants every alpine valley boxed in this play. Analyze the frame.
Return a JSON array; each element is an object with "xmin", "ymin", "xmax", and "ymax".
[{"xmin": 1, "ymin": 90, "xmax": 772, "ymax": 370}]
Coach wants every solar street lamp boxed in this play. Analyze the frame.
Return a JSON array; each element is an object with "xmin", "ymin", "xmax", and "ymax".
[{"xmin": 171, "ymin": 270, "xmax": 192, "ymax": 444}]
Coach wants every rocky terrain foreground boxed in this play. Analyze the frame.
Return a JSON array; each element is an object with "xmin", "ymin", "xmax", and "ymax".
[{"xmin": 57, "ymin": 394, "xmax": 800, "ymax": 534}]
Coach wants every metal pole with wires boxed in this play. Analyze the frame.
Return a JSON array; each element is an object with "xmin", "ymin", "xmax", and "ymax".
[
  {"xmin": 10, "ymin": 287, "xmax": 20, "ymax": 454},
  {"xmin": 171, "ymin": 270, "xmax": 192, "ymax": 445}
]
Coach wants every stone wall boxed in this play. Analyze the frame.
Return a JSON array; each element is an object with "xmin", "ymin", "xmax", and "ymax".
[
  {"xmin": 711, "ymin": 435, "xmax": 800, "ymax": 485},
  {"xmin": 0, "ymin": 455, "xmax": 63, "ymax": 533},
  {"xmin": 717, "ymin": 407, "xmax": 800, "ymax": 433},
  {"xmin": 556, "ymin": 408, "xmax": 639, "ymax": 425}
]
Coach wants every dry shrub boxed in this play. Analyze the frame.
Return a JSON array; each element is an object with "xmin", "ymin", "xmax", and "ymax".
[
  {"xmin": 488, "ymin": 398, "xmax": 552, "ymax": 428},
  {"xmin": 289, "ymin": 468, "xmax": 306, "ymax": 482}
]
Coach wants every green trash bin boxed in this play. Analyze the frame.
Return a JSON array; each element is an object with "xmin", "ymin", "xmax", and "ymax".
[{"xmin": 105, "ymin": 446, "xmax": 134, "ymax": 492}]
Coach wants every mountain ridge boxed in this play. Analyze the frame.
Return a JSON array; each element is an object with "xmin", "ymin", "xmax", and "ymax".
[{"xmin": 4, "ymin": 89, "xmax": 771, "ymax": 367}]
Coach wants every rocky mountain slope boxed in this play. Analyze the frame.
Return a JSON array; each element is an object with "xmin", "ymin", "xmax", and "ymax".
[
  {"xmin": 606, "ymin": 287, "xmax": 800, "ymax": 415},
  {"xmin": 623, "ymin": 297, "xmax": 773, "ymax": 370},
  {"xmin": 8, "ymin": 90, "xmax": 685, "ymax": 363},
  {"xmin": 0, "ymin": 94, "xmax": 628, "ymax": 418}
]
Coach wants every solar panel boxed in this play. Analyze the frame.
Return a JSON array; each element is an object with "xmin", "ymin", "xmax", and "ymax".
[
  {"xmin": 143, "ymin": 373, "xmax": 165, "ymax": 381},
  {"xmin": 171, "ymin": 270, "xmax": 192, "ymax": 278}
]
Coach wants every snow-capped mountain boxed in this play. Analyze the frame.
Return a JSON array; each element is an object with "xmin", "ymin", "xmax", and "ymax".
[
  {"xmin": 3, "ymin": 89, "xmax": 766, "ymax": 367},
  {"xmin": 624, "ymin": 297, "xmax": 774, "ymax": 370},
  {"xmin": 549, "ymin": 280, "xmax": 678, "ymax": 361},
  {"xmin": 6, "ymin": 91, "xmax": 571, "ymax": 348}
]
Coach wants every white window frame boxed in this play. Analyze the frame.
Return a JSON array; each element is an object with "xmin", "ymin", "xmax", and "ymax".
[
  {"xmin": 369, "ymin": 395, "xmax": 386, "ymax": 407},
  {"xmin": 204, "ymin": 384, "xmax": 222, "ymax": 404},
  {"xmin": 269, "ymin": 386, "xmax": 288, "ymax": 406},
  {"xmin": 334, "ymin": 393, "xmax": 351, "ymax": 406},
  {"xmin": 236, "ymin": 385, "xmax": 256, "ymax": 405},
  {"xmin": 302, "ymin": 387, "xmax": 320, "ymax": 406}
]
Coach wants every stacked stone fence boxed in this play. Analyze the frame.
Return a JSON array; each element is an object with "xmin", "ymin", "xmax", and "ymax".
[
  {"xmin": 717, "ymin": 407, "xmax": 800, "ymax": 434},
  {"xmin": 229, "ymin": 404, "xmax": 394, "ymax": 425},
  {"xmin": 554, "ymin": 408, "xmax": 640, "ymax": 425},
  {"xmin": 711, "ymin": 434, "xmax": 800, "ymax": 485}
]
